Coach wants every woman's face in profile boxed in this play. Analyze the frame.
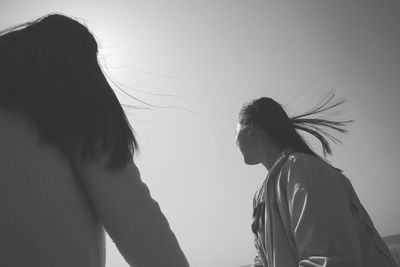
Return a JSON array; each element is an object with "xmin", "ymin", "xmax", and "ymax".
[{"xmin": 236, "ymin": 123, "xmax": 259, "ymax": 165}]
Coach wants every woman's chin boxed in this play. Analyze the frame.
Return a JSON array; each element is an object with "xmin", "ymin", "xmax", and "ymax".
[{"xmin": 244, "ymin": 157, "xmax": 259, "ymax": 166}]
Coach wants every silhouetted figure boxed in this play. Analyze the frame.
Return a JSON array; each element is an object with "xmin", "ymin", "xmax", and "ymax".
[
  {"xmin": 0, "ymin": 14, "xmax": 190, "ymax": 267},
  {"xmin": 235, "ymin": 95, "xmax": 398, "ymax": 267}
]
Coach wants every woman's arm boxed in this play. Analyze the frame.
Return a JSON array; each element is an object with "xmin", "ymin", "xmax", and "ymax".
[
  {"xmin": 285, "ymin": 155, "xmax": 362, "ymax": 267},
  {"xmin": 73, "ymin": 151, "xmax": 190, "ymax": 267}
]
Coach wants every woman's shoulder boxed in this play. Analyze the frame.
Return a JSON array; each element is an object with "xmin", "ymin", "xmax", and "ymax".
[
  {"xmin": 285, "ymin": 151, "xmax": 324, "ymax": 169},
  {"xmin": 281, "ymin": 151, "xmax": 345, "ymax": 187},
  {"xmin": 0, "ymin": 107, "xmax": 40, "ymax": 141},
  {"xmin": 285, "ymin": 151, "xmax": 340, "ymax": 170}
]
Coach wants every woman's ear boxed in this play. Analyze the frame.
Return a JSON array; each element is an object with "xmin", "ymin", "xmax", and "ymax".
[{"xmin": 246, "ymin": 123, "xmax": 255, "ymax": 136}]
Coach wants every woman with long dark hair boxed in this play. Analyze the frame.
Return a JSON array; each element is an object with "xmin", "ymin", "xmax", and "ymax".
[
  {"xmin": 235, "ymin": 95, "xmax": 397, "ymax": 267},
  {"xmin": 0, "ymin": 14, "xmax": 189, "ymax": 267}
]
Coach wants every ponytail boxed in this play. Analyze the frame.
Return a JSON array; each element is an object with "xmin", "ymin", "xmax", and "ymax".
[{"xmin": 289, "ymin": 94, "xmax": 353, "ymax": 156}]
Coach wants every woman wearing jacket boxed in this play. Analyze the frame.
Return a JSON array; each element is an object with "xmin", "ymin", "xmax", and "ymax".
[{"xmin": 235, "ymin": 96, "xmax": 398, "ymax": 267}]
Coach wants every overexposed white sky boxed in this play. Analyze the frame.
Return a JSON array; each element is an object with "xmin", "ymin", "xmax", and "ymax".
[{"xmin": 1, "ymin": 1, "xmax": 400, "ymax": 266}]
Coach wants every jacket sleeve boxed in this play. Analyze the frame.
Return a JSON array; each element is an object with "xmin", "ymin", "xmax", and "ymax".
[
  {"xmin": 285, "ymin": 155, "xmax": 362, "ymax": 267},
  {"xmin": 72, "ymin": 151, "xmax": 190, "ymax": 267},
  {"xmin": 252, "ymin": 189, "xmax": 266, "ymax": 267},
  {"xmin": 254, "ymin": 253, "xmax": 263, "ymax": 266},
  {"xmin": 253, "ymin": 237, "xmax": 265, "ymax": 267}
]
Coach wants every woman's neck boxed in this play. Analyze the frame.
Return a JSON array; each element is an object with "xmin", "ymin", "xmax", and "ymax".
[{"xmin": 261, "ymin": 144, "xmax": 284, "ymax": 171}]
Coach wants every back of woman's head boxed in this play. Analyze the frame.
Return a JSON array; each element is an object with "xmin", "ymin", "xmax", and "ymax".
[
  {"xmin": 239, "ymin": 95, "xmax": 351, "ymax": 158},
  {"xmin": 0, "ymin": 13, "xmax": 137, "ymax": 170}
]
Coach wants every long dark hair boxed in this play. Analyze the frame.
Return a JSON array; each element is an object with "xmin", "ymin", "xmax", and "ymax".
[
  {"xmin": 0, "ymin": 13, "xmax": 138, "ymax": 171},
  {"xmin": 238, "ymin": 94, "xmax": 352, "ymax": 158}
]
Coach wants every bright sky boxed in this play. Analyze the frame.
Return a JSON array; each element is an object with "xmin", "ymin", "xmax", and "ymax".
[{"xmin": 1, "ymin": 1, "xmax": 400, "ymax": 266}]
